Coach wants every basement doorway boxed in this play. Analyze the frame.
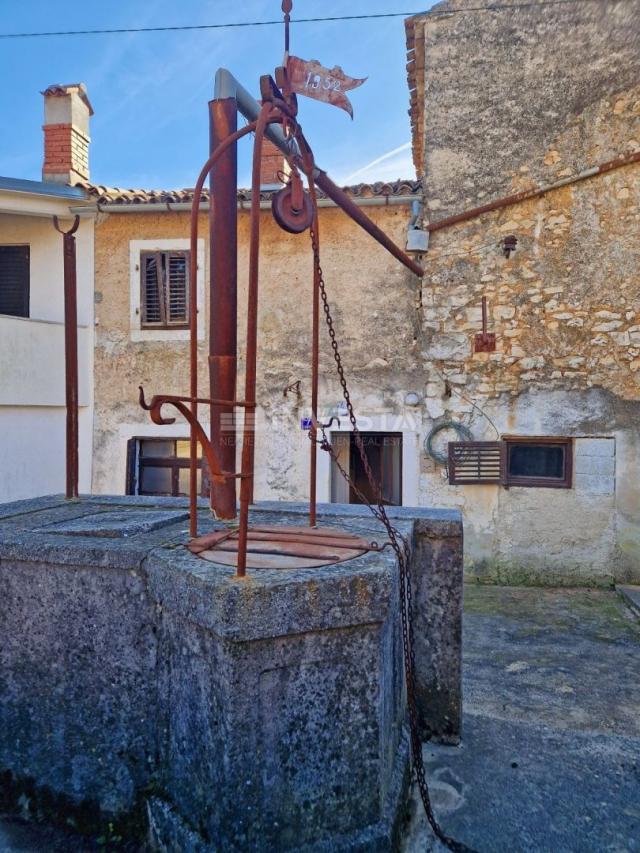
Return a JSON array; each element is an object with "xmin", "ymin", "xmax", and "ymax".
[{"xmin": 330, "ymin": 432, "xmax": 403, "ymax": 506}]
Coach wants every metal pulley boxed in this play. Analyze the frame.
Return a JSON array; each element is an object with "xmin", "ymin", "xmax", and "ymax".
[{"xmin": 272, "ymin": 170, "xmax": 314, "ymax": 233}]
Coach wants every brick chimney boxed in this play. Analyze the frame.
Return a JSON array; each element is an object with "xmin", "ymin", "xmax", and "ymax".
[
  {"xmin": 42, "ymin": 83, "xmax": 93, "ymax": 184},
  {"xmin": 260, "ymin": 137, "xmax": 287, "ymax": 187}
]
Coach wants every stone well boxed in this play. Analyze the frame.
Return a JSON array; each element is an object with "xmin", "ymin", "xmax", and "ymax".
[{"xmin": 0, "ymin": 495, "xmax": 462, "ymax": 851}]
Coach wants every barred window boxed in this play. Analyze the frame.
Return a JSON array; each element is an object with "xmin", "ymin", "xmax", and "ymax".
[{"xmin": 140, "ymin": 251, "xmax": 189, "ymax": 328}]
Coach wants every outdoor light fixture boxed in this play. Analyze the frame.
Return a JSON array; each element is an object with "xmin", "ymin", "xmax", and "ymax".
[
  {"xmin": 502, "ymin": 234, "xmax": 518, "ymax": 258},
  {"xmin": 404, "ymin": 392, "xmax": 421, "ymax": 406}
]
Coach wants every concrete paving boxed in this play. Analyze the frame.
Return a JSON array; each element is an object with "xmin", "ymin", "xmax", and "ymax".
[{"xmin": 402, "ymin": 585, "xmax": 640, "ymax": 853}]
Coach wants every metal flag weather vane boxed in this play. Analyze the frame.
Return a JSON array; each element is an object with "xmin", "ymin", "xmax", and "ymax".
[{"xmin": 280, "ymin": 0, "xmax": 367, "ymax": 118}]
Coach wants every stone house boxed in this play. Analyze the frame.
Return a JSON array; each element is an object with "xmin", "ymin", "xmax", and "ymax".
[
  {"xmin": 82, "ymin": 163, "xmax": 422, "ymax": 507},
  {"xmin": 0, "ymin": 85, "xmax": 95, "ymax": 502},
  {"xmin": 405, "ymin": 0, "xmax": 640, "ymax": 584}
]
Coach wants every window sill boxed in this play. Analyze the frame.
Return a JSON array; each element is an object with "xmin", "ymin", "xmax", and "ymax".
[{"xmin": 131, "ymin": 328, "xmax": 203, "ymax": 343}]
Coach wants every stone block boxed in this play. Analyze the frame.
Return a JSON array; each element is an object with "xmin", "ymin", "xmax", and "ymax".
[
  {"xmin": 410, "ymin": 512, "xmax": 463, "ymax": 744},
  {"xmin": 575, "ymin": 473, "xmax": 615, "ymax": 496},
  {"xmin": 575, "ymin": 437, "xmax": 615, "ymax": 457},
  {"xmin": 0, "ymin": 497, "xmax": 464, "ymax": 851},
  {"xmin": 574, "ymin": 455, "xmax": 615, "ymax": 476},
  {"xmin": 422, "ymin": 333, "xmax": 471, "ymax": 361}
]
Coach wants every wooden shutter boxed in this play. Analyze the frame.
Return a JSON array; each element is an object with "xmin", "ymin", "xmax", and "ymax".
[
  {"xmin": 141, "ymin": 252, "xmax": 163, "ymax": 325},
  {"xmin": 166, "ymin": 252, "xmax": 189, "ymax": 325},
  {"xmin": 448, "ymin": 441, "xmax": 504, "ymax": 485},
  {"xmin": 140, "ymin": 251, "xmax": 189, "ymax": 328},
  {"xmin": 0, "ymin": 245, "xmax": 30, "ymax": 318}
]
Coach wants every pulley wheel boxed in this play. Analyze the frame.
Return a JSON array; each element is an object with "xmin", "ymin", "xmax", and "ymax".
[{"xmin": 271, "ymin": 184, "xmax": 314, "ymax": 234}]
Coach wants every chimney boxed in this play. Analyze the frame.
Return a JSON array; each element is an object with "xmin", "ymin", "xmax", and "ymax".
[
  {"xmin": 42, "ymin": 83, "xmax": 93, "ymax": 184},
  {"xmin": 260, "ymin": 137, "xmax": 287, "ymax": 188}
]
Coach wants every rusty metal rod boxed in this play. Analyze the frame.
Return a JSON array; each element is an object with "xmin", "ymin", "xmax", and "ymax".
[
  {"xmin": 213, "ymin": 69, "xmax": 424, "ymax": 278},
  {"xmin": 427, "ymin": 150, "xmax": 640, "ymax": 233},
  {"xmin": 53, "ymin": 215, "xmax": 80, "ymax": 499},
  {"xmin": 209, "ymin": 98, "xmax": 238, "ymax": 521},
  {"xmin": 188, "ymin": 119, "xmax": 259, "ymax": 537},
  {"xmin": 237, "ymin": 103, "xmax": 272, "ymax": 578},
  {"xmin": 306, "ymin": 177, "xmax": 321, "ymax": 528}
]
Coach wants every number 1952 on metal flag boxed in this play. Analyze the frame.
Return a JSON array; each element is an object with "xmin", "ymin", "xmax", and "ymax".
[{"xmin": 287, "ymin": 56, "xmax": 366, "ymax": 118}]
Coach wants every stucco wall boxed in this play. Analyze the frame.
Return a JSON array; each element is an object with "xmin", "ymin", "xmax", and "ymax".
[
  {"xmin": 0, "ymin": 209, "xmax": 94, "ymax": 501},
  {"xmin": 409, "ymin": 0, "xmax": 640, "ymax": 583},
  {"xmin": 91, "ymin": 202, "xmax": 420, "ymax": 501}
]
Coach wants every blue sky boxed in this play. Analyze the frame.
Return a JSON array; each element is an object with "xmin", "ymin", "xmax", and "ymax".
[{"xmin": 0, "ymin": 1, "xmax": 435, "ymax": 189}]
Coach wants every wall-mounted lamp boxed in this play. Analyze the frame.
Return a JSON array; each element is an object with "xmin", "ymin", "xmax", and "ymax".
[
  {"xmin": 404, "ymin": 392, "xmax": 421, "ymax": 407},
  {"xmin": 502, "ymin": 235, "xmax": 518, "ymax": 258},
  {"xmin": 406, "ymin": 199, "xmax": 429, "ymax": 254}
]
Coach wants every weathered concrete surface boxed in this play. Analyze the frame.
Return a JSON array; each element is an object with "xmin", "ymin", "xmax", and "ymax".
[
  {"xmin": 617, "ymin": 584, "xmax": 640, "ymax": 618},
  {"xmin": 0, "ymin": 495, "xmax": 462, "ymax": 851},
  {"xmin": 402, "ymin": 585, "xmax": 640, "ymax": 852}
]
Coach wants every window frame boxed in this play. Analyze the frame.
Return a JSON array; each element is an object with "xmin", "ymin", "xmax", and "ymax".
[
  {"xmin": 126, "ymin": 437, "xmax": 208, "ymax": 497},
  {"xmin": 448, "ymin": 436, "xmax": 573, "ymax": 489},
  {"xmin": 129, "ymin": 239, "xmax": 205, "ymax": 343},
  {"xmin": 0, "ymin": 244, "xmax": 30, "ymax": 319},
  {"xmin": 503, "ymin": 435, "xmax": 573, "ymax": 489},
  {"xmin": 329, "ymin": 430, "xmax": 403, "ymax": 506},
  {"xmin": 139, "ymin": 250, "xmax": 190, "ymax": 330}
]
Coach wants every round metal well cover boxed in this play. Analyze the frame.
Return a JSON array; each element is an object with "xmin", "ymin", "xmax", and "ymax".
[{"xmin": 187, "ymin": 524, "xmax": 372, "ymax": 569}]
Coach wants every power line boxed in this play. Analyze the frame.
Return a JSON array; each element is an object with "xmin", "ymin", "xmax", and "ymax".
[{"xmin": 0, "ymin": 1, "xmax": 610, "ymax": 40}]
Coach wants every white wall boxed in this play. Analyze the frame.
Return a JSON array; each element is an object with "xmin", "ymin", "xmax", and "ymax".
[{"xmin": 0, "ymin": 205, "xmax": 94, "ymax": 502}]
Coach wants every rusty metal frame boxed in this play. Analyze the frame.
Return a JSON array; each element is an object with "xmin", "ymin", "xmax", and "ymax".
[
  {"xmin": 53, "ymin": 214, "xmax": 80, "ymax": 499},
  {"xmin": 140, "ymin": 69, "xmax": 424, "ymax": 577}
]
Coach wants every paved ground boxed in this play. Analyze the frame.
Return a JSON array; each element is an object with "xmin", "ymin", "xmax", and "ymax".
[
  {"xmin": 403, "ymin": 585, "xmax": 640, "ymax": 853},
  {"xmin": 2, "ymin": 584, "xmax": 638, "ymax": 852}
]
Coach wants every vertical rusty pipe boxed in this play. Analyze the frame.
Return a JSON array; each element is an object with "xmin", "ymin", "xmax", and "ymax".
[
  {"xmin": 188, "ymin": 119, "xmax": 259, "ymax": 538},
  {"xmin": 481, "ymin": 295, "xmax": 488, "ymax": 335},
  {"xmin": 237, "ymin": 104, "xmax": 271, "ymax": 577},
  {"xmin": 307, "ymin": 181, "xmax": 320, "ymax": 528},
  {"xmin": 209, "ymin": 98, "xmax": 238, "ymax": 520},
  {"xmin": 54, "ymin": 215, "xmax": 80, "ymax": 499}
]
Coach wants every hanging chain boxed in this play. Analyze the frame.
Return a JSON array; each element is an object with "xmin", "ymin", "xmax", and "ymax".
[{"xmin": 307, "ymin": 213, "xmax": 477, "ymax": 853}]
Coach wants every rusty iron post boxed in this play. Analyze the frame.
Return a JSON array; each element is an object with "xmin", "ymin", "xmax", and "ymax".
[
  {"xmin": 53, "ymin": 215, "xmax": 80, "ymax": 499},
  {"xmin": 209, "ymin": 98, "xmax": 239, "ymax": 519},
  {"xmin": 236, "ymin": 103, "xmax": 272, "ymax": 576}
]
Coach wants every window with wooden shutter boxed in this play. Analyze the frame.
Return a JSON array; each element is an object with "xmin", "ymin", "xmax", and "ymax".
[
  {"xmin": 140, "ymin": 251, "xmax": 189, "ymax": 328},
  {"xmin": 0, "ymin": 245, "xmax": 30, "ymax": 318},
  {"xmin": 448, "ymin": 437, "xmax": 572, "ymax": 488}
]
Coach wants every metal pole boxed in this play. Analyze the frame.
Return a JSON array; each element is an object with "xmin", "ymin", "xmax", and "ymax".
[
  {"xmin": 237, "ymin": 104, "xmax": 271, "ymax": 577},
  {"xmin": 209, "ymin": 98, "xmax": 238, "ymax": 519},
  {"xmin": 54, "ymin": 215, "xmax": 80, "ymax": 499}
]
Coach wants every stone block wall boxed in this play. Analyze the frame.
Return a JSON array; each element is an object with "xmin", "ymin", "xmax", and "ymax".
[{"xmin": 407, "ymin": 0, "xmax": 640, "ymax": 583}]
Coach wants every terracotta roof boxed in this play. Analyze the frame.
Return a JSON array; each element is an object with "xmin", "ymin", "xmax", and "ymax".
[{"xmin": 75, "ymin": 179, "xmax": 421, "ymax": 207}]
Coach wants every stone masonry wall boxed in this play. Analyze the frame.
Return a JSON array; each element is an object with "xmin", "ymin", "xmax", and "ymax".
[{"xmin": 412, "ymin": 0, "xmax": 640, "ymax": 582}]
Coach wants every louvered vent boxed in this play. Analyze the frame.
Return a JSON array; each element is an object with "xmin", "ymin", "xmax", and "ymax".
[
  {"xmin": 448, "ymin": 441, "xmax": 504, "ymax": 485},
  {"xmin": 140, "ymin": 251, "xmax": 189, "ymax": 328},
  {"xmin": 0, "ymin": 245, "xmax": 30, "ymax": 318}
]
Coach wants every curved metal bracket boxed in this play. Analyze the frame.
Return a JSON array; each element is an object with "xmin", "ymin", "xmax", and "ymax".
[{"xmin": 138, "ymin": 386, "xmax": 241, "ymax": 485}]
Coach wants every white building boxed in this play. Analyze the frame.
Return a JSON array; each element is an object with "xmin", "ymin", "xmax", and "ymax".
[{"xmin": 0, "ymin": 85, "xmax": 95, "ymax": 502}]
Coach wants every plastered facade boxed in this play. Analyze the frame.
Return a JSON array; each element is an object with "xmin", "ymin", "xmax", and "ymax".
[
  {"xmin": 91, "ymin": 199, "xmax": 422, "ymax": 504},
  {"xmin": 0, "ymin": 201, "xmax": 94, "ymax": 502}
]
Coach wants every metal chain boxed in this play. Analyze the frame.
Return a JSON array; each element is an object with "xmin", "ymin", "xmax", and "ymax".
[{"xmin": 307, "ymin": 215, "xmax": 477, "ymax": 853}]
